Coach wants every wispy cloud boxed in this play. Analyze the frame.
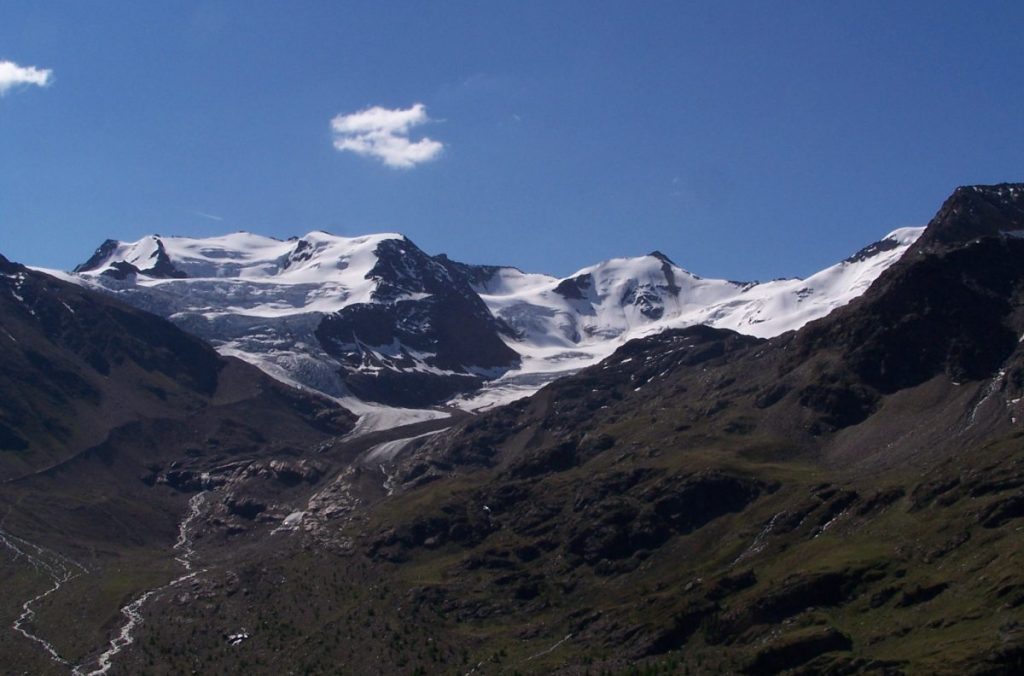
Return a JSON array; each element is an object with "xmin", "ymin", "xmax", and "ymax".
[
  {"xmin": 330, "ymin": 103, "xmax": 443, "ymax": 169},
  {"xmin": 0, "ymin": 60, "xmax": 53, "ymax": 96},
  {"xmin": 192, "ymin": 211, "xmax": 224, "ymax": 222}
]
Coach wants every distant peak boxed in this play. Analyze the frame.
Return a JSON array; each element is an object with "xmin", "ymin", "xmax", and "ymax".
[
  {"xmin": 844, "ymin": 237, "xmax": 901, "ymax": 264},
  {"xmin": 0, "ymin": 252, "xmax": 22, "ymax": 274},
  {"xmin": 916, "ymin": 182, "xmax": 1024, "ymax": 252},
  {"xmin": 961, "ymin": 182, "xmax": 1024, "ymax": 199},
  {"xmin": 946, "ymin": 183, "xmax": 1024, "ymax": 213},
  {"xmin": 73, "ymin": 239, "xmax": 121, "ymax": 273},
  {"xmin": 647, "ymin": 250, "xmax": 677, "ymax": 266},
  {"xmin": 301, "ymin": 230, "xmax": 406, "ymax": 244}
]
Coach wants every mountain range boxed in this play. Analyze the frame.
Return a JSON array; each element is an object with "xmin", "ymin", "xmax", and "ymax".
[
  {"xmin": 59, "ymin": 221, "xmax": 922, "ymax": 426},
  {"xmin": 1, "ymin": 183, "xmax": 1023, "ymax": 674}
]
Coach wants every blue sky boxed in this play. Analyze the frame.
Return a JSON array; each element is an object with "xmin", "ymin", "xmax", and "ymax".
[{"xmin": 2, "ymin": 1, "xmax": 1022, "ymax": 280}]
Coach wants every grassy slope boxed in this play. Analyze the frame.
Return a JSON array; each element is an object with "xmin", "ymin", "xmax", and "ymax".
[{"xmin": 111, "ymin": 333, "xmax": 1024, "ymax": 674}]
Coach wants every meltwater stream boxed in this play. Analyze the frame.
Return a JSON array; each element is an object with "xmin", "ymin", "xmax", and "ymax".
[
  {"xmin": 0, "ymin": 527, "xmax": 87, "ymax": 668},
  {"xmin": 0, "ymin": 493, "xmax": 210, "ymax": 674},
  {"xmin": 73, "ymin": 492, "xmax": 208, "ymax": 676}
]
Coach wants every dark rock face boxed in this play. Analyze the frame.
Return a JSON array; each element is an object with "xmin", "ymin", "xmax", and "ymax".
[
  {"xmin": 896, "ymin": 582, "xmax": 948, "ymax": 607},
  {"xmin": 844, "ymin": 236, "xmax": 900, "ymax": 264},
  {"xmin": 744, "ymin": 569, "xmax": 867, "ymax": 623},
  {"xmin": 433, "ymin": 255, "xmax": 508, "ymax": 293},
  {"xmin": 74, "ymin": 237, "xmax": 187, "ymax": 278},
  {"xmin": 796, "ymin": 190, "xmax": 1024, "ymax": 395},
  {"xmin": 0, "ymin": 421, "xmax": 28, "ymax": 452},
  {"xmin": 797, "ymin": 381, "xmax": 877, "ymax": 430},
  {"xmin": 4, "ymin": 261, "xmax": 222, "ymax": 395},
  {"xmin": 505, "ymin": 440, "xmax": 579, "ymax": 479},
  {"xmin": 647, "ymin": 250, "xmax": 677, "ymax": 266},
  {"xmin": 621, "ymin": 283, "xmax": 667, "ymax": 319},
  {"xmin": 101, "ymin": 260, "xmax": 142, "ymax": 280},
  {"xmin": 651, "ymin": 252, "xmax": 684, "ymax": 292},
  {"xmin": 914, "ymin": 183, "xmax": 1024, "ymax": 253},
  {"xmin": 553, "ymin": 273, "xmax": 593, "ymax": 300},
  {"xmin": 980, "ymin": 491, "xmax": 1024, "ymax": 528},
  {"xmin": 315, "ymin": 237, "xmax": 519, "ymax": 406},
  {"xmin": 224, "ymin": 495, "xmax": 267, "ymax": 520},
  {"xmin": 282, "ymin": 237, "xmax": 314, "ymax": 269},
  {"xmin": 73, "ymin": 239, "xmax": 120, "ymax": 273},
  {"xmin": 146, "ymin": 240, "xmax": 188, "ymax": 278}
]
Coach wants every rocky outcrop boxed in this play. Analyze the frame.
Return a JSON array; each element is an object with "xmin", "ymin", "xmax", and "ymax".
[{"xmin": 314, "ymin": 239, "xmax": 519, "ymax": 406}]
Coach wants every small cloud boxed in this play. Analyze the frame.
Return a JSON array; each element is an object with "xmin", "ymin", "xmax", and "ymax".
[
  {"xmin": 330, "ymin": 103, "xmax": 443, "ymax": 169},
  {"xmin": 0, "ymin": 60, "xmax": 53, "ymax": 96}
]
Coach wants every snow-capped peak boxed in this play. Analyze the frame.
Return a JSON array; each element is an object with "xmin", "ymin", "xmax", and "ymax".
[
  {"xmin": 76, "ymin": 231, "xmax": 406, "ymax": 285},
  {"xmin": 449, "ymin": 226, "xmax": 925, "ymax": 410}
]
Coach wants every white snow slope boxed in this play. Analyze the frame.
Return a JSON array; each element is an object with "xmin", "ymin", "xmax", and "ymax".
[
  {"xmin": 453, "ymin": 226, "xmax": 924, "ymax": 410},
  {"xmin": 61, "ymin": 226, "xmax": 924, "ymax": 425}
]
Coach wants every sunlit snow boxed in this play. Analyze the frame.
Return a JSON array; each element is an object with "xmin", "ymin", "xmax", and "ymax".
[{"xmin": 57, "ymin": 226, "xmax": 924, "ymax": 426}]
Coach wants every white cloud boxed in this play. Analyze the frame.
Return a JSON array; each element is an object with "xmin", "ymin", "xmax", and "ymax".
[
  {"xmin": 0, "ymin": 60, "xmax": 53, "ymax": 96},
  {"xmin": 330, "ymin": 103, "xmax": 443, "ymax": 169}
]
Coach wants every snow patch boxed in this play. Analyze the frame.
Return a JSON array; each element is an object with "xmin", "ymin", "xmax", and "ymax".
[
  {"xmin": 272, "ymin": 511, "xmax": 306, "ymax": 534},
  {"xmin": 363, "ymin": 429, "xmax": 444, "ymax": 464}
]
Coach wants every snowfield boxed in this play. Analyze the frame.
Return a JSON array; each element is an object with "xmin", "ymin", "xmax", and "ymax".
[{"xmin": 453, "ymin": 226, "xmax": 924, "ymax": 410}]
